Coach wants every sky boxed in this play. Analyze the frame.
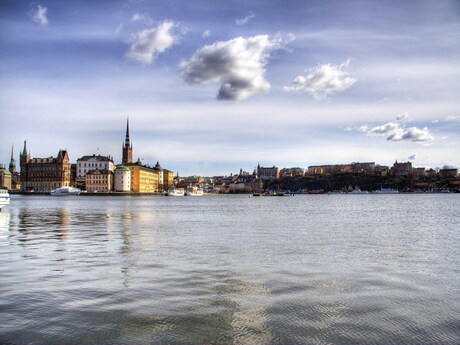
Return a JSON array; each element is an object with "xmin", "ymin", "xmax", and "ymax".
[{"xmin": 0, "ymin": 0, "xmax": 459, "ymax": 176}]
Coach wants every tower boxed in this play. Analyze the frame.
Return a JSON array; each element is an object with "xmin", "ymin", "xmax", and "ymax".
[
  {"xmin": 20, "ymin": 141, "xmax": 30, "ymax": 171},
  {"xmin": 122, "ymin": 118, "xmax": 133, "ymax": 164},
  {"xmin": 9, "ymin": 144, "xmax": 16, "ymax": 174}
]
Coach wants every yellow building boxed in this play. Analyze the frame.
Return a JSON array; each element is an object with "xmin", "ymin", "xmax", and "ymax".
[
  {"xmin": 85, "ymin": 169, "xmax": 113, "ymax": 192},
  {"xmin": 126, "ymin": 163, "xmax": 159, "ymax": 192},
  {"xmin": 163, "ymin": 169, "xmax": 174, "ymax": 190}
]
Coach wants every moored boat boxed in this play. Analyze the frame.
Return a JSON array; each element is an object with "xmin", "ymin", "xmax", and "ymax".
[
  {"xmin": 168, "ymin": 188, "xmax": 185, "ymax": 196},
  {"xmin": 349, "ymin": 189, "xmax": 369, "ymax": 194},
  {"xmin": 50, "ymin": 186, "xmax": 81, "ymax": 196},
  {"xmin": 373, "ymin": 188, "xmax": 399, "ymax": 194},
  {"xmin": 0, "ymin": 189, "xmax": 10, "ymax": 211},
  {"xmin": 186, "ymin": 186, "xmax": 204, "ymax": 196}
]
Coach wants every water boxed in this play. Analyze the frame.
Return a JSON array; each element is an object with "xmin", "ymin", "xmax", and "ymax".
[{"xmin": 0, "ymin": 194, "xmax": 459, "ymax": 344}]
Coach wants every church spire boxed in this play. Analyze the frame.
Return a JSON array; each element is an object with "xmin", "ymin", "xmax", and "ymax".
[
  {"xmin": 122, "ymin": 117, "xmax": 133, "ymax": 164},
  {"xmin": 9, "ymin": 144, "xmax": 16, "ymax": 173},
  {"xmin": 22, "ymin": 140, "xmax": 28, "ymax": 156},
  {"xmin": 125, "ymin": 117, "xmax": 131, "ymax": 149}
]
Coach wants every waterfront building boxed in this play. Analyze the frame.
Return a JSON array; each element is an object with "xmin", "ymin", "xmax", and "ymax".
[
  {"xmin": 114, "ymin": 165, "xmax": 131, "ymax": 192},
  {"xmin": 163, "ymin": 169, "xmax": 174, "ymax": 190},
  {"xmin": 85, "ymin": 169, "xmax": 114, "ymax": 192},
  {"xmin": 0, "ymin": 165, "xmax": 12, "ymax": 190},
  {"xmin": 76, "ymin": 155, "xmax": 115, "ymax": 183},
  {"xmin": 153, "ymin": 161, "xmax": 164, "ymax": 191},
  {"xmin": 8, "ymin": 145, "xmax": 21, "ymax": 190},
  {"xmin": 125, "ymin": 161, "xmax": 159, "ymax": 192},
  {"xmin": 20, "ymin": 141, "xmax": 71, "ymax": 191},
  {"xmin": 122, "ymin": 118, "xmax": 133, "ymax": 165}
]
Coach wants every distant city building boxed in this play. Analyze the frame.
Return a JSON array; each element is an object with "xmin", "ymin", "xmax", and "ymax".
[
  {"xmin": 153, "ymin": 161, "xmax": 164, "ymax": 190},
  {"xmin": 439, "ymin": 168, "xmax": 458, "ymax": 178},
  {"xmin": 351, "ymin": 162, "xmax": 375, "ymax": 173},
  {"xmin": 412, "ymin": 167, "xmax": 426, "ymax": 177},
  {"xmin": 76, "ymin": 154, "xmax": 115, "ymax": 182},
  {"xmin": 0, "ymin": 164, "xmax": 12, "ymax": 190},
  {"xmin": 256, "ymin": 163, "xmax": 279, "ymax": 180},
  {"xmin": 125, "ymin": 161, "xmax": 159, "ymax": 192},
  {"xmin": 8, "ymin": 144, "xmax": 20, "ymax": 190},
  {"xmin": 392, "ymin": 161, "xmax": 412, "ymax": 176},
  {"xmin": 122, "ymin": 118, "xmax": 133, "ymax": 165},
  {"xmin": 85, "ymin": 169, "xmax": 114, "ymax": 192},
  {"xmin": 163, "ymin": 169, "xmax": 174, "ymax": 190},
  {"xmin": 114, "ymin": 165, "xmax": 131, "ymax": 192},
  {"xmin": 19, "ymin": 141, "xmax": 71, "ymax": 191},
  {"xmin": 280, "ymin": 167, "xmax": 304, "ymax": 178}
]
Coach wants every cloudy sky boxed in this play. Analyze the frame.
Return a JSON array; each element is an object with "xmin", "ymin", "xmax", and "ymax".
[{"xmin": 1, "ymin": 0, "xmax": 459, "ymax": 176}]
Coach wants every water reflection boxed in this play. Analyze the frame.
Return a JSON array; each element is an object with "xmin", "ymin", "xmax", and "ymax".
[{"xmin": 119, "ymin": 272, "xmax": 275, "ymax": 344}]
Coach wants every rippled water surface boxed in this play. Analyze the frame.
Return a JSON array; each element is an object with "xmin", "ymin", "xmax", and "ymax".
[{"xmin": 1, "ymin": 194, "xmax": 459, "ymax": 344}]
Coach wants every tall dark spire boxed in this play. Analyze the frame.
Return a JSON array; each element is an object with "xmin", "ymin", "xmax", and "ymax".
[
  {"xmin": 124, "ymin": 117, "xmax": 131, "ymax": 149},
  {"xmin": 22, "ymin": 140, "xmax": 28, "ymax": 156},
  {"xmin": 9, "ymin": 144, "xmax": 16, "ymax": 173},
  {"xmin": 122, "ymin": 117, "xmax": 133, "ymax": 164}
]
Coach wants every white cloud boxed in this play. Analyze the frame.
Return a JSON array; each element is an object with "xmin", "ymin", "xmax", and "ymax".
[
  {"xmin": 30, "ymin": 5, "xmax": 48, "ymax": 26},
  {"xmin": 408, "ymin": 153, "xmax": 417, "ymax": 160},
  {"xmin": 131, "ymin": 13, "xmax": 153, "ymax": 25},
  {"xmin": 126, "ymin": 21, "xmax": 178, "ymax": 65},
  {"xmin": 368, "ymin": 122, "xmax": 399, "ymax": 136},
  {"xmin": 202, "ymin": 30, "xmax": 211, "ymax": 38},
  {"xmin": 357, "ymin": 125, "xmax": 369, "ymax": 132},
  {"xmin": 283, "ymin": 60, "xmax": 356, "ymax": 100},
  {"xmin": 236, "ymin": 11, "xmax": 255, "ymax": 25},
  {"xmin": 368, "ymin": 121, "xmax": 434, "ymax": 142},
  {"xmin": 387, "ymin": 126, "xmax": 434, "ymax": 142},
  {"xmin": 180, "ymin": 34, "xmax": 288, "ymax": 101},
  {"xmin": 445, "ymin": 115, "xmax": 460, "ymax": 122},
  {"xmin": 396, "ymin": 112, "xmax": 408, "ymax": 121}
]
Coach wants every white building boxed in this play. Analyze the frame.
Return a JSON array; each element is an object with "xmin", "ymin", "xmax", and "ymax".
[
  {"xmin": 114, "ymin": 165, "xmax": 131, "ymax": 192},
  {"xmin": 76, "ymin": 155, "xmax": 115, "ymax": 182}
]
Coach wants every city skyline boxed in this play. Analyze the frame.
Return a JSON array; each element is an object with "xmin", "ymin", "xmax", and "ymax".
[{"xmin": 1, "ymin": 0, "xmax": 459, "ymax": 176}]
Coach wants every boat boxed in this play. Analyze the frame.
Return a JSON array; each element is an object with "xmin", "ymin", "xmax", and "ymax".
[
  {"xmin": 168, "ymin": 188, "xmax": 185, "ymax": 196},
  {"xmin": 373, "ymin": 188, "xmax": 399, "ymax": 194},
  {"xmin": 0, "ymin": 189, "xmax": 10, "ymax": 211},
  {"xmin": 349, "ymin": 189, "xmax": 369, "ymax": 194},
  {"xmin": 186, "ymin": 186, "xmax": 204, "ymax": 196},
  {"xmin": 50, "ymin": 186, "xmax": 81, "ymax": 196}
]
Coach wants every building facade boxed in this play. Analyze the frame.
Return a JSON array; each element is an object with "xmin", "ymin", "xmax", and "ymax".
[
  {"xmin": 76, "ymin": 154, "xmax": 115, "ymax": 182},
  {"xmin": 85, "ymin": 169, "xmax": 114, "ymax": 192},
  {"xmin": 114, "ymin": 165, "xmax": 131, "ymax": 192},
  {"xmin": 20, "ymin": 141, "xmax": 71, "ymax": 191},
  {"xmin": 125, "ymin": 162, "xmax": 159, "ymax": 192},
  {"xmin": 0, "ymin": 165, "xmax": 12, "ymax": 190},
  {"xmin": 256, "ymin": 164, "xmax": 280, "ymax": 181}
]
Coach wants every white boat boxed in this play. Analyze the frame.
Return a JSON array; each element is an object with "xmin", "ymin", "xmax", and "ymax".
[
  {"xmin": 50, "ymin": 186, "xmax": 81, "ymax": 196},
  {"xmin": 349, "ymin": 189, "xmax": 369, "ymax": 194},
  {"xmin": 374, "ymin": 188, "xmax": 399, "ymax": 194},
  {"xmin": 186, "ymin": 186, "xmax": 204, "ymax": 196},
  {"xmin": 168, "ymin": 188, "xmax": 185, "ymax": 196},
  {"xmin": 0, "ymin": 189, "xmax": 10, "ymax": 210}
]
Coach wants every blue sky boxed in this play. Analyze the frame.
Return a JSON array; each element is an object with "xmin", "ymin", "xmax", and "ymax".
[{"xmin": 1, "ymin": 0, "xmax": 459, "ymax": 176}]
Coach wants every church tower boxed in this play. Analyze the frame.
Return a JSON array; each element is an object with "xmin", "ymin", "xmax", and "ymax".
[
  {"xmin": 122, "ymin": 118, "xmax": 133, "ymax": 164},
  {"xmin": 9, "ymin": 144, "xmax": 16, "ymax": 174}
]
